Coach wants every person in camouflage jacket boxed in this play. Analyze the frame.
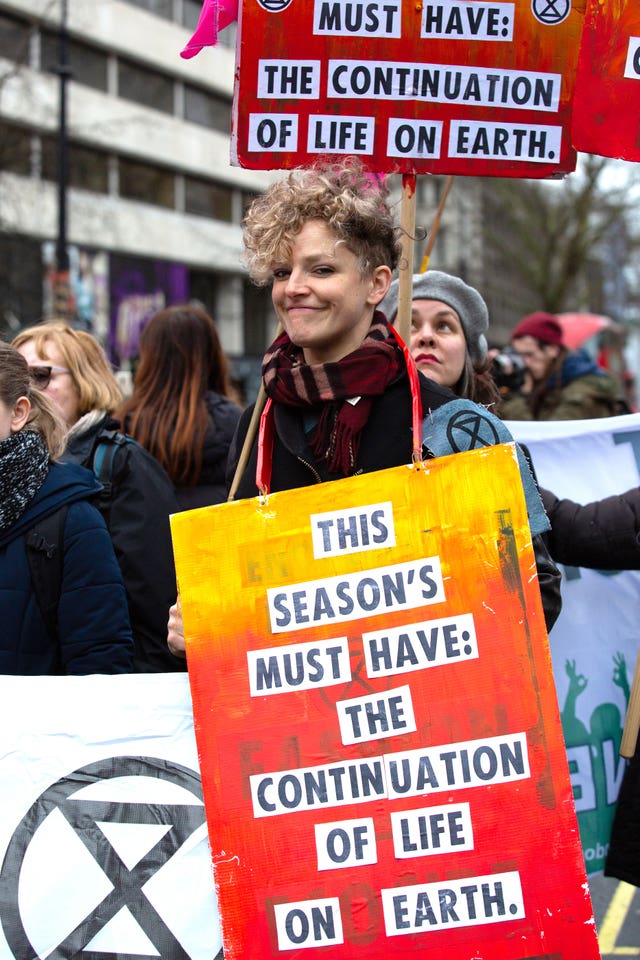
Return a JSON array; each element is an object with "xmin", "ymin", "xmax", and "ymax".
[{"xmin": 499, "ymin": 312, "xmax": 625, "ymax": 421}]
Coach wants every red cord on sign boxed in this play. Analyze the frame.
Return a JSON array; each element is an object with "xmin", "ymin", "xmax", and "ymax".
[
  {"xmin": 389, "ymin": 324, "xmax": 424, "ymax": 462},
  {"xmin": 256, "ymin": 397, "xmax": 275, "ymax": 497}
]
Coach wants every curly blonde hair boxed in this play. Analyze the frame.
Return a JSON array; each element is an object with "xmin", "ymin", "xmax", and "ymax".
[{"xmin": 243, "ymin": 160, "xmax": 401, "ymax": 284}]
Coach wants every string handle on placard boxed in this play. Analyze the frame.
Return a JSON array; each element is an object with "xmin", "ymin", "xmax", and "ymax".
[
  {"xmin": 256, "ymin": 397, "xmax": 275, "ymax": 499},
  {"xmin": 389, "ymin": 325, "xmax": 423, "ymax": 463}
]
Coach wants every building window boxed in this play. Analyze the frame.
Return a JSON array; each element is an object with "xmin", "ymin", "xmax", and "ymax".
[
  {"xmin": 41, "ymin": 138, "xmax": 109, "ymax": 193},
  {"xmin": 118, "ymin": 58, "xmax": 174, "ymax": 114},
  {"xmin": 184, "ymin": 84, "xmax": 232, "ymax": 133},
  {"xmin": 0, "ymin": 12, "xmax": 30, "ymax": 63},
  {"xmin": 40, "ymin": 32, "xmax": 109, "ymax": 92},
  {"xmin": 69, "ymin": 144, "xmax": 109, "ymax": 193},
  {"xmin": 0, "ymin": 121, "xmax": 32, "ymax": 176},
  {"xmin": 121, "ymin": 0, "xmax": 174, "ymax": 19},
  {"xmin": 119, "ymin": 156, "xmax": 175, "ymax": 208},
  {"xmin": 185, "ymin": 176, "xmax": 233, "ymax": 221}
]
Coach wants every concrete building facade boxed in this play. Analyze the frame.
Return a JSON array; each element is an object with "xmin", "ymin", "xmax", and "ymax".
[{"xmin": 0, "ymin": 0, "xmax": 278, "ymax": 398}]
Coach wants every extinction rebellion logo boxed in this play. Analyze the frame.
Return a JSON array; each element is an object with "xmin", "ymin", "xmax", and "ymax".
[
  {"xmin": 0, "ymin": 756, "xmax": 221, "ymax": 960},
  {"xmin": 531, "ymin": 0, "xmax": 571, "ymax": 25},
  {"xmin": 257, "ymin": 0, "xmax": 293, "ymax": 11}
]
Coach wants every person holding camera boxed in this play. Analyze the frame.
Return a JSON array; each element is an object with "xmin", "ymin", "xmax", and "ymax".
[{"xmin": 498, "ymin": 311, "xmax": 624, "ymax": 421}]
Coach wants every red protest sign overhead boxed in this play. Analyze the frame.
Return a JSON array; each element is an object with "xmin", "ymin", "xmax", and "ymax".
[
  {"xmin": 572, "ymin": 0, "xmax": 640, "ymax": 162},
  {"xmin": 231, "ymin": 0, "xmax": 583, "ymax": 177},
  {"xmin": 171, "ymin": 447, "xmax": 600, "ymax": 959}
]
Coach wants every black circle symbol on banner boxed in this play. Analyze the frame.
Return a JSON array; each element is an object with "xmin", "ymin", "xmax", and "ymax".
[
  {"xmin": 257, "ymin": 0, "xmax": 293, "ymax": 11},
  {"xmin": 0, "ymin": 756, "xmax": 208, "ymax": 960},
  {"xmin": 531, "ymin": 0, "xmax": 571, "ymax": 25},
  {"xmin": 446, "ymin": 409, "xmax": 501, "ymax": 452}
]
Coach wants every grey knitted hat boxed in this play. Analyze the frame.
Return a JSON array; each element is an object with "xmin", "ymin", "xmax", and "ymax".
[{"xmin": 380, "ymin": 270, "xmax": 489, "ymax": 364}]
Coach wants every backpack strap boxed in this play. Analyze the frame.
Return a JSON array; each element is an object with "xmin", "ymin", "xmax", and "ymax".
[
  {"xmin": 25, "ymin": 505, "xmax": 68, "ymax": 641},
  {"xmin": 91, "ymin": 430, "xmax": 129, "ymax": 527}
]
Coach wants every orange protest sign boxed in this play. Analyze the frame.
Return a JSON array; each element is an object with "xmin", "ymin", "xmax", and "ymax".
[
  {"xmin": 171, "ymin": 444, "xmax": 599, "ymax": 959},
  {"xmin": 572, "ymin": 0, "xmax": 640, "ymax": 161},
  {"xmin": 231, "ymin": 0, "xmax": 583, "ymax": 177}
]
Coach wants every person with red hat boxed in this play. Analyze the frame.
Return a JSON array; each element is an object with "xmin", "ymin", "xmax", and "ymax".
[{"xmin": 499, "ymin": 310, "xmax": 624, "ymax": 420}]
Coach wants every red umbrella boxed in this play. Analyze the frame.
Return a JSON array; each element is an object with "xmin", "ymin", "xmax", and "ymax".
[{"xmin": 556, "ymin": 312, "xmax": 611, "ymax": 349}]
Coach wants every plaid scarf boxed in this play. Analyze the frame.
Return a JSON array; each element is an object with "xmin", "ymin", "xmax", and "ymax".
[
  {"xmin": 0, "ymin": 429, "xmax": 50, "ymax": 534},
  {"xmin": 262, "ymin": 313, "xmax": 403, "ymax": 475}
]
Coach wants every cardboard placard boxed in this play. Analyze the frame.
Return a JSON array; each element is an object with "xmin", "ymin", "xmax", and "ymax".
[
  {"xmin": 572, "ymin": 0, "xmax": 640, "ymax": 161},
  {"xmin": 171, "ymin": 444, "xmax": 600, "ymax": 959},
  {"xmin": 231, "ymin": 0, "xmax": 582, "ymax": 177}
]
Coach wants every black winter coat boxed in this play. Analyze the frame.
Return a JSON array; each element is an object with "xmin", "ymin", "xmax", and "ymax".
[
  {"xmin": 0, "ymin": 461, "xmax": 134, "ymax": 675},
  {"xmin": 175, "ymin": 391, "xmax": 242, "ymax": 510},
  {"xmin": 227, "ymin": 372, "xmax": 455, "ymax": 497},
  {"xmin": 541, "ymin": 486, "xmax": 640, "ymax": 570},
  {"xmin": 227, "ymin": 370, "xmax": 562, "ymax": 632},
  {"xmin": 63, "ymin": 416, "xmax": 183, "ymax": 672}
]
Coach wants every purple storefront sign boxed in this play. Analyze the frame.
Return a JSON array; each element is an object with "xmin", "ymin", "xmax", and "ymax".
[{"xmin": 109, "ymin": 255, "xmax": 189, "ymax": 364}]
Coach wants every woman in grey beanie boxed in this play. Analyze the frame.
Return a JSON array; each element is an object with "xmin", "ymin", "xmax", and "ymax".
[{"xmin": 380, "ymin": 271, "xmax": 500, "ymax": 407}]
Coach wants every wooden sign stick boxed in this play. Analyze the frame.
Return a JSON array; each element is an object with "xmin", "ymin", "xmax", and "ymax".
[
  {"xmin": 396, "ymin": 174, "xmax": 417, "ymax": 346},
  {"xmin": 620, "ymin": 646, "xmax": 640, "ymax": 758},
  {"xmin": 420, "ymin": 175, "xmax": 454, "ymax": 273},
  {"xmin": 228, "ymin": 322, "xmax": 282, "ymax": 501}
]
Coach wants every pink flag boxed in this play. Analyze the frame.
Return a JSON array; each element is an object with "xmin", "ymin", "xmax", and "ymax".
[{"xmin": 180, "ymin": 0, "xmax": 238, "ymax": 59}]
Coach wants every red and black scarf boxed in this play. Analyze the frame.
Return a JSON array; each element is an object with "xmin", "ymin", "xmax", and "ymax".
[{"xmin": 262, "ymin": 312, "xmax": 403, "ymax": 475}]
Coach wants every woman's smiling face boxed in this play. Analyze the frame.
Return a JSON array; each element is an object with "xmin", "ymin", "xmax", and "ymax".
[{"xmin": 270, "ymin": 219, "xmax": 391, "ymax": 365}]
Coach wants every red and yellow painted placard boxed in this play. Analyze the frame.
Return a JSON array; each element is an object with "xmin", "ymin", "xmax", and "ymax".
[
  {"xmin": 572, "ymin": 0, "xmax": 640, "ymax": 161},
  {"xmin": 231, "ymin": 0, "xmax": 583, "ymax": 177},
  {"xmin": 171, "ymin": 444, "xmax": 600, "ymax": 959}
]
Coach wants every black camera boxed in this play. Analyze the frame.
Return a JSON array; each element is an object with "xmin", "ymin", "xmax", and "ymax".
[{"xmin": 490, "ymin": 348, "xmax": 527, "ymax": 393}]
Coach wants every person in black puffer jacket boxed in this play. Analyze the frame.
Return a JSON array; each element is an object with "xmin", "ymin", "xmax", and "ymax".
[
  {"xmin": 0, "ymin": 342, "xmax": 133, "ymax": 675},
  {"xmin": 13, "ymin": 322, "xmax": 181, "ymax": 673},
  {"xmin": 541, "ymin": 486, "xmax": 640, "ymax": 571},
  {"xmin": 120, "ymin": 304, "xmax": 242, "ymax": 511}
]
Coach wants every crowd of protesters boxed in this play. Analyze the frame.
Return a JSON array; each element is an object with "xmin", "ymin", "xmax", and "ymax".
[{"xmin": 2, "ymin": 160, "xmax": 640, "ymax": 895}]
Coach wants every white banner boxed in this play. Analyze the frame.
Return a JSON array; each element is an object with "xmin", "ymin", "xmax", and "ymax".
[
  {"xmin": 509, "ymin": 413, "xmax": 640, "ymax": 875},
  {"xmin": 0, "ymin": 674, "xmax": 221, "ymax": 960}
]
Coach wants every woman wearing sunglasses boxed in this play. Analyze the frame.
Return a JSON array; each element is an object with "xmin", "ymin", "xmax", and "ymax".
[
  {"xmin": 12, "ymin": 321, "xmax": 182, "ymax": 673},
  {"xmin": 0, "ymin": 342, "xmax": 134, "ymax": 674}
]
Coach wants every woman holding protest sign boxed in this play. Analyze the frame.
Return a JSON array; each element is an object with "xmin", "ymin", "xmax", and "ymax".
[{"xmin": 168, "ymin": 160, "xmax": 561, "ymax": 655}]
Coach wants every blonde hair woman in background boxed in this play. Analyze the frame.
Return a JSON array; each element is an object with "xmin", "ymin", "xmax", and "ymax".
[{"xmin": 0, "ymin": 341, "xmax": 133, "ymax": 674}]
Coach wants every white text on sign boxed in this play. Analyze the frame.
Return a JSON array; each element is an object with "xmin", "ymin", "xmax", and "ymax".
[
  {"xmin": 381, "ymin": 870, "xmax": 525, "ymax": 935},
  {"xmin": 247, "ymin": 636, "xmax": 351, "ymax": 696},
  {"xmin": 310, "ymin": 500, "xmax": 395, "ymax": 558},
  {"xmin": 267, "ymin": 556, "xmax": 444, "ymax": 633},
  {"xmin": 250, "ymin": 732, "xmax": 529, "ymax": 816},
  {"xmin": 390, "ymin": 801, "xmax": 474, "ymax": 858},
  {"xmin": 313, "ymin": 0, "xmax": 402, "ymax": 37},
  {"xmin": 315, "ymin": 817, "xmax": 378, "ymax": 870},
  {"xmin": 337, "ymin": 684, "xmax": 417, "ymax": 744},
  {"xmin": 421, "ymin": 2, "xmax": 515, "ymax": 41}
]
